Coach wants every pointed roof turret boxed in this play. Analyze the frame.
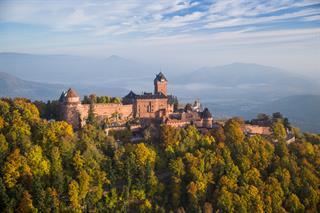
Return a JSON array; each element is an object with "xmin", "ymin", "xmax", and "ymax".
[
  {"xmin": 66, "ymin": 88, "xmax": 79, "ymax": 98},
  {"xmin": 154, "ymin": 72, "xmax": 167, "ymax": 82},
  {"xmin": 122, "ymin": 90, "xmax": 137, "ymax": 105},
  {"xmin": 124, "ymin": 90, "xmax": 137, "ymax": 99},
  {"xmin": 202, "ymin": 108, "xmax": 212, "ymax": 119},
  {"xmin": 59, "ymin": 91, "xmax": 67, "ymax": 102}
]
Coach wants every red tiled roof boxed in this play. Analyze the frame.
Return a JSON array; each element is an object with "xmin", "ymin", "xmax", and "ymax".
[{"xmin": 66, "ymin": 88, "xmax": 79, "ymax": 98}]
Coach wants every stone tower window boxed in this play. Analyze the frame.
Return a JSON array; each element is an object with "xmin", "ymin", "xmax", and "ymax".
[{"xmin": 147, "ymin": 102, "xmax": 152, "ymax": 112}]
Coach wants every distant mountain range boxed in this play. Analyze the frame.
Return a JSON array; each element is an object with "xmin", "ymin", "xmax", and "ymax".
[
  {"xmin": 172, "ymin": 63, "xmax": 320, "ymax": 102},
  {"xmin": 0, "ymin": 52, "xmax": 153, "ymax": 84},
  {"xmin": 0, "ymin": 72, "xmax": 65, "ymax": 100},
  {"xmin": 0, "ymin": 72, "xmax": 128, "ymax": 100}
]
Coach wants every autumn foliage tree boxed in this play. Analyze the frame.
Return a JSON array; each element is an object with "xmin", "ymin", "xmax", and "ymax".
[{"xmin": 0, "ymin": 98, "xmax": 319, "ymax": 212}]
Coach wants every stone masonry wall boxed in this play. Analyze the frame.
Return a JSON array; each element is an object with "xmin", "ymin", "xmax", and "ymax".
[
  {"xmin": 63, "ymin": 103, "xmax": 133, "ymax": 128},
  {"xmin": 60, "ymin": 103, "xmax": 82, "ymax": 130},
  {"xmin": 135, "ymin": 98, "xmax": 168, "ymax": 118},
  {"xmin": 155, "ymin": 82, "xmax": 167, "ymax": 95},
  {"xmin": 79, "ymin": 103, "xmax": 133, "ymax": 121}
]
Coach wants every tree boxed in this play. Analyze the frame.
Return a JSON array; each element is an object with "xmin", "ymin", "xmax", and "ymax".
[
  {"xmin": 2, "ymin": 149, "xmax": 30, "ymax": 188},
  {"xmin": 272, "ymin": 112, "xmax": 283, "ymax": 120},
  {"xmin": 0, "ymin": 116, "xmax": 4, "ymax": 130},
  {"xmin": 78, "ymin": 170, "xmax": 90, "ymax": 201},
  {"xmin": 224, "ymin": 118, "xmax": 245, "ymax": 144},
  {"xmin": 262, "ymin": 177, "xmax": 285, "ymax": 212},
  {"xmin": 112, "ymin": 97, "xmax": 121, "ymax": 104},
  {"xmin": 0, "ymin": 134, "xmax": 8, "ymax": 163},
  {"xmin": 31, "ymin": 177, "xmax": 46, "ymax": 212},
  {"xmin": 50, "ymin": 147, "xmax": 64, "ymax": 194},
  {"xmin": 17, "ymin": 191, "xmax": 37, "ymax": 213},
  {"xmin": 145, "ymin": 160, "xmax": 158, "ymax": 197},
  {"xmin": 73, "ymin": 151, "xmax": 85, "ymax": 172},
  {"xmin": 6, "ymin": 110, "xmax": 32, "ymax": 151},
  {"xmin": 170, "ymin": 175, "xmax": 182, "ymax": 209},
  {"xmin": 0, "ymin": 100, "xmax": 10, "ymax": 118},
  {"xmin": 105, "ymin": 188, "xmax": 118, "ymax": 211},
  {"xmin": 86, "ymin": 103, "xmax": 97, "ymax": 126},
  {"xmin": 1, "ymin": 97, "xmax": 320, "ymax": 212},
  {"xmin": 127, "ymin": 143, "xmax": 156, "ymax": 170},
  {"xmin": 285, "ymin": 193, "xmax": 305, "ymax": 213},
  {"xmin": 216, "ymin": 188, "xmax": 235, "ymax": 212},
  {"xmin": 211, "ymin": 125, "xmax": 226, "ymax": 143},
  {"xmin": 68, "ymin": 180, "xmax": 80, "ymax": 210},
  {"xmin": 203, "ymin": 202, "xmax": 213, "ymax": 213},
  {"xmin": 109, "ymin": 129, "xmax": 132, "ymax": 143},
  {"xmin": 138, "ymin": 199, "xmax": 152, "ymax": 213},
  {"xmin": 41, "ymin": 121, "xmax": 74, "ymax": 146},
  {"xmin": 45, "ymin": 187, "xmax": 60, "ymax": 213},
  {"xmin": 160, "ymin": 125, "xmax": 180, "ymax": 149},
  {"xmin": 272, "ymin": 120, "xmax": 287, "ymax": 141},
  {"xmin": 27, "ymin": 145, "xmax": 50, "ymax": 177},
  {"xmin": 13, "ymin": 98, "xmax": 40, "ymax": 123},
  {"xmin": 0, "ymin": 178, "xmax": 10, "ymax": 211},
  {"xmin": 257, "ymin": 113, "xmax": 270, "ymax": 121},
  {"xmin": 187, "ymin": 181, "xmax": 199, "ymax": 210},
  {"xmin": 169, "ymin": 158, "xmax": 185, "ymax": 177},
  {"xmin": 33, "ymin": 100, "xmax": 60, "ymax": 120},
  {"xmin": 89, "ymin": 94, "xmax": 97, "ymax": 103}
]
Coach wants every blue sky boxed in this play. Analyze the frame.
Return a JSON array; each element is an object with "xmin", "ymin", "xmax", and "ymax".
[{"xmin": 0, "ymin": 0, "xmax": 319, "ymax": 73}]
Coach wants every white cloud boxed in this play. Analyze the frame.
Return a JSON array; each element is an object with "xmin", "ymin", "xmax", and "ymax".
[
  {"xmin": 0, "ymin": 0, "xmax": 319, "ymax": 72},
  {"xmin": 0, "ymin": 0, "xmax": 319, "ymax": 36},
  {"xmin": 205, "ymin": 7, "xmax": 320, "ymax": 29}
]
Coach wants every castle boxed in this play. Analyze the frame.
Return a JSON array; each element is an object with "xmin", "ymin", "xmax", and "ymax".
[{"xmin": 59, "ymin": 72, "xmax": 213, "ymax": 130}]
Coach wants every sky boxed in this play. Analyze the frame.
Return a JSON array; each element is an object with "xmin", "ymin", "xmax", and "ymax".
[{"xmin": 0, "ymin": 0, "xmax": 319, "ymax": 74}]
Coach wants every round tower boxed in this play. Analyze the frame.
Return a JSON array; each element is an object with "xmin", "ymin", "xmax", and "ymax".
[
  {"xmin": 63, "ymin": 88, "xmax": 80, "ymax": 104},
  {"xmin": 59, "ymin": 88, "xmax": 81, "ymax": 129}
]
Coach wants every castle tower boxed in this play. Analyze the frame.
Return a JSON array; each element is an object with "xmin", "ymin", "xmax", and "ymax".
[
  {"xmin": 154, "ymin": 72, "xmax": 167, "ymax": 96},
  {"xmin": 192, "ymin": 99, "xmax": 202, "ymax": 112},
  {"xmin": 202, "ymin": 108, "xmax": 213, "ymax": 128},
  {"xmin": 61, "ymin": 88, "xmax": 80, "ymax": 104},
  {"xmin": 59, "ymin": 88, "xmax": 81, "ymax": 129}
]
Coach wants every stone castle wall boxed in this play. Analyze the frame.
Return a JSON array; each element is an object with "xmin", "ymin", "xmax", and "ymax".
[
  {"xmin": 62, "ymin": 103, "xmax": 133, "ymax": 129},
  {"xmin": 79, "ymin": 103, "xmax": 133, "ymax": 119},
  {"xmin": 244, "ymin": 124, "xmax": 272, "ymax": 135}
]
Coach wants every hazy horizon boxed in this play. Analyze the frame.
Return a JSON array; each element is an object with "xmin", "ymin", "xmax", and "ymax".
[{"xmin": 0, "ymin": 0, "xmax": 319, "ymax": 76}]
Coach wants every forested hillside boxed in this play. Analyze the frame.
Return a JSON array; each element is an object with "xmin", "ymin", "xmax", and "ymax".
[{"xmin": 0, "ymin": 98, "xmax": 319, "ymax": 212}]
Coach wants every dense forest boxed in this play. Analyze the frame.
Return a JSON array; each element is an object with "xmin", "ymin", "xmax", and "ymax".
[{"xmin": 0, "ymin": 98, "xmax": 319, "ymax": 212}]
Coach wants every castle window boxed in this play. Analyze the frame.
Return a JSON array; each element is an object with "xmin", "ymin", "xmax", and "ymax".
[{"xmin": 147, "ymin": 102, "xmax": 152, "ymax": 112}]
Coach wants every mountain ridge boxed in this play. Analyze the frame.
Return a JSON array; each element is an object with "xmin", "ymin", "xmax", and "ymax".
[
  {"xmin": 0, "ymin": 71, "xmax": 128, "ymax": 101},
  {"xmin": 0, "ymin": 52, "xmax": 153, "ymax": 83}
]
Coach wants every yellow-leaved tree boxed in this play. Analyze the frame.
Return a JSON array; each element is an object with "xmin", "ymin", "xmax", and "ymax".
[
  {"xmin": 16, "ymin": 191, "xmax": 37, "ymax": 213},
  {"xmin": 27, "ymin": 145, "xmax": 50, "ymax": 177}
]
